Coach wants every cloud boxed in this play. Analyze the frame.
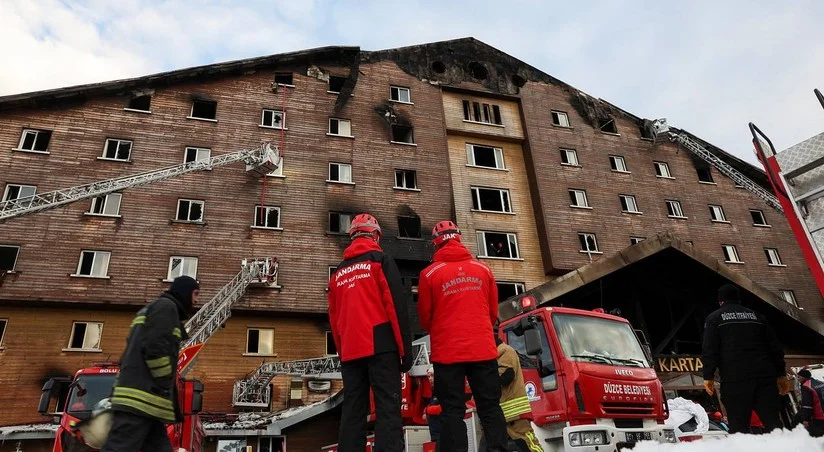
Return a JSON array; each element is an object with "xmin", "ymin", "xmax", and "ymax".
[{"xmin": 1, "ymin": 0, "xmax": 822, "ymax": 166}]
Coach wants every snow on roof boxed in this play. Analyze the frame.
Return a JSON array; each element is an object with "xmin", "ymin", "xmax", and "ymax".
[
  {"xmin": 0, "ymin": 423, "xmax": 58, "ymax": 440},
  {"xmin": 203, "ymin": 395, "xmax": 338, "ymax": 431},
  {"xmin": 633, "ymin": 426, "xmax": 824, "ymax": 451}
]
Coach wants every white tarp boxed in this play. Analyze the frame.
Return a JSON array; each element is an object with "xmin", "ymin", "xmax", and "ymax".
[
  {"xmin": 634, "ymin": 427, "xmax": 824, "ymax": 451},
  {"xmin": 665, "ymin": 397, "xmax": 709, "ymax": 434}
]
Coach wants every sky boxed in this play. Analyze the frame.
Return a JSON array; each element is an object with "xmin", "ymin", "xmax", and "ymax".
[{"xmin": 1, "ymin": 0, "xmax": 822, "ymax": 166}]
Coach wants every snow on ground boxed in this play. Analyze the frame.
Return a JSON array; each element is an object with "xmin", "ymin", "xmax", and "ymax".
[{"xmin": 634, "ymin": 427, "xmax": 824, "ymax": 451}]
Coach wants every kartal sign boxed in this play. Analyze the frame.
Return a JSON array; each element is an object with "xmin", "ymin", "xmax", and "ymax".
[{"xmin": 655, "ymin": 355, "xmax": 703, "ymax": 373}]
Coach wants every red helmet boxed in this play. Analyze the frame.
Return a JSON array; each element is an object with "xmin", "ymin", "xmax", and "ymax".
[
  {"xmin": 349, "ymin": 213, "xmax": 382, "ymax": 239},
  {"xmin": 432, "ymin": 220, "xmax": 461, "ymax": 247}
]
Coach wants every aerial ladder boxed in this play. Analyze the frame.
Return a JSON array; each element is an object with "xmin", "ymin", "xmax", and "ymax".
[{"xmin": 749, "ymin": 88, "xmax": 824, "ymax": 298}]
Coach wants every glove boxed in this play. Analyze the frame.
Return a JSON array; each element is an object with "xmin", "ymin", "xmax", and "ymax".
[
  {"xmin": 704, "ymin": 380, "xmax": 716, "ymax": 396},
  {"xmin": 400, "ymin": 350, "xmax": 414, "ymax": 373},
  {"xmin": 778, "ymin": 377, "xmax": 793, "ymax": 395},
  {"xmin": 425, "ymin": 404, "xmax": 443, "ymax": 416}
]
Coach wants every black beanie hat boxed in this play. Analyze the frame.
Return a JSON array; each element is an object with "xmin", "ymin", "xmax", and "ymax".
[
  {"xmin": 718, "ymin": 284, "xmax": 740, "ymax": 303},
  {"xmin": 169, "ymin": 276, "xmax": 199, "ymax": 314},
  {"xmin": 798, "ymin": 369, "xmax": 812, "ymax": 379}
]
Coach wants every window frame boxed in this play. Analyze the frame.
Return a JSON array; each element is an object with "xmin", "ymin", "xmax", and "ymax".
[
  {"xmin": 184, "ymin": 147, "xmax": 211, "ymax": 165},
  {"xmin": 267, "ymin": 157, "xmax": 284, "ymax": 178},
  {"xmin": 327, "ymin": 118, "xmax": 353, "ymax": 138},
  {"xmin": 476, "ymin": 231, "xmax": 521, "ymax": 260},
  {"xmin": 328, "ymin": 212, "xmax": 352, "ymax": 235},
  {"xmin": 166, "ymin": 256, "xmax": 198, "ymax": 281},
  {"xmin": 15, "ymin": 129, "xmax": 52, "ymax": 154},
  {"xmin": 765, "ymin": 248, "xmax": 785, "ymax": 267},
  {"xmin": 253, "ymin": 205, "xmax": 282, "ymax": 230},
  {"xmin": 496, "ymin": 281, "xmax": 526, "ymax": 303},
  {"xmin": 328, "ymin": 76, "xmax": 347, "ymax": 94},
  {"xmin": 325, "ymin": 331, "xmax": 338, "ymax": 356},
  {"xmin": 260, "ymin": 109, "xmax": 286, "ymax": 129},
  {"xmin": 578, "ymin": 232, "xmax": 601, "ymax": 254},
  {"xmin": 328, "ymin": 162, "xmax": 353, "ymax": 184},
  {"xmin": 87, "ymin": 193, "xmax": 122, "ymax": 217},
  {"xmin": 99, "ymin": 138, "xmax": 133, "ymax": 162},
  {"xmin": 697, "ymin": 167, "xmax": 715, "ymax": 184},
  {"xmin": 394, "ymin": 169, "xmax": 419, "ymax": 191},
  {"xmin": 619, "ymin": 194, "xmax": 641, "ymax": 214},
  {"xmin": 462, "ymin": 100, "xmax": 503, "ymax": 126},
  {"xmin": 0, "ymin": 245, "xmax": 21, "ymax": 273},
  {"xmin": 709, "ymin": 205, "xmax": 728, "ymax": 223},
  {"xmin": 560, "ymin": 149, "xmax": 579, "ymax": 167},
  {"xmin": 125, "ymin": 95, "xmax": 152, "ymax": 113},
  {"xmin": 779, "ymin": 290, "xmax": 797, "ymax": 307},
  {"xmin": 389, "ymin": 86, "xmax": 412, "ymax": 104},
  {"xmin": 274, "ymin": 73, "xmax": 294, "ymax": 87},
  {"xmin": 630, "ymin": 237, "xmax": 646, "ymax": 245},
  {"xmin": 654, "ymin": 161, "xmax": 673, "ymax": 179},
  {"xmin": 2, "ymin": 184, "xmax": 37, "ymax": 203},
  {"xmin": 471, "ymin": 186, "xmax": 513, "ymax": 214},
  {"xmin": 568, "ymin": 189, "xmax": 590, "ymax": 209},
  {"xmin": 65, "ymin": 321, "xmax": 104, "ymax": 352},
  {"xmin": 245, "ymin": 328, "xmax": 276, "ymax": 356},
  {"xmin": 73, "ymin": 250, "xmax": 111, "ymax": 279},
  {"xmin": 0, "ymin": 318, "xmax": 7, "ymax": 348},
  {"xmin": 750, "ymin": 209, "xmax": 770, "ymax": 227},
  {"xmin": 551, "ymin": 110, "xmax": 570, "ymax": 128},
  {"xmin": 466, "ymin": 144, "xmax": 506, "ymax": 170},
  {"xmin": 722, "ymin": 245, "xmax": 743, "ymax": 264},
  {"xmin": 188, "ymin": 99, "xmax": 218, "ymax": 121},
  {"xmin": 666, "ymin": 200, "xmax": 687, "ymax": 219},
  {"xmin": 175, "ymin": 199, "xmax": 205, "ymax": 223},
  {"xmin": 397, "ymin": 216, "xmax": 422, "ymax": 239},
  {"xmin": 609, "ymin": 155, "xmax": 629, "ymax": 173}
]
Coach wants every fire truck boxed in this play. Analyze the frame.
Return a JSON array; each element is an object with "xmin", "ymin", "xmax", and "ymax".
[{"xmin": 6, "ymin": 142, "xmax": 283, "ymax": 451}]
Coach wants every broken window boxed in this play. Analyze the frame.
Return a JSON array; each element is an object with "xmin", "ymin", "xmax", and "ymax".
[
  {"xmin": 496, "ymin": 282, "xmax": 525, "ymax": 303},
  {"xmin": 492, "ymin": 106, "xmax": 502, "ymax": 125},
  {"xmin": 391, "ymin": 124, "xmax": 415, "ymax": 144},
  {"xmin": 127, "ymin": 95, "xmax": 151, "ymax": 112},
  {"xmin": 176, "ymin": 199, "xmax": 204, "ymax": 222},
  {"xmin": 0, "ymin": 319, "xmax": 6, "ymax": 347},
  {"xmin": 609, "ymin": 155, "xmax": 628, "ymax": 172},
  {"xmin": 463, "ymin": 100, "xmax": 503, "ymax": 125},
  {"xmin": 476, "ymin": 231, "xmax": 519, "ymax": 259},
  {"xmin": 569, "ymin": 189, "xmax": 588, "ymax": 208},
  {"xmin": 75, "ymin": 251, "xmax": 111, "ymax": 278},
  {"xmin": 394, "ymin": 169, "xmax": 417, "ymax": 190},
  {"xmin": 722, "ymin": 245, "xmax": 742, "ymax": 263},
  {"xmin": 67, "ymin": 322, "xmax": 103, "ymax": 351},
  {"xmin": 328, "ymin": 266, "xmax": 337, "ymax": 280},
  {"xmin": 599, "ymin": 118, "xmax": 618, "ymax": 134},
  {"xmin": 654, "ymin": 161, "xmax": 672, "ymax": 178},
  {"xmin": 780, "ymin": 290, "xmax": 797, "ymax": 307},
  {"xmin": 89, "ymin": 193, "xmax": 122, "ymax": 216},
  {"xmin": 328, "ymin": 76, "xmax": 347, "ymax": 93},
  {"xmin": 328, "ymin": 163, "xmax": 352, "ymax": 183},
  {"xmin": 666, "ymin": 200, "xmax": 685, "ymax": 218},
  {"xmin": 578, "ymin": 233, "xmax": 599, "ymax": 253},
  {"xmin": 750, "ymin": 209, "xmax": 769, "ymax": 226},
  {"xmin": 697, "ymin": 167, "xmax": 714, "ymax": 183},
  {"xmin": 0, "ymin": 245, "xmax": 20, "ymax": 272},
  {"xmin": 246, "ymin": 328, "xmax": 274, "ymax": 355},
  {"xmin": 267, "ymin": 157, "xmax": 284, "ymax": 177},
  {"xmin": 2, "ymin": 184, "xmax": 37, "ymax": 204},
  {"xmin": 189, "ymin": 100, "xmax": 217, "ymax": 120},
  {"xmin": 390, "ymin": 86, "xmax": 411, "ymax": 103},
  {"xmin": 261, "ymin": 109, "xmax": 285, "ymax": 129},
  {"xmin": 551, "ymin": 111, "xmax": 570, "ymax": 127},
  {"xmin": 254, "ymin": 206, "xmax": 281, "ymax": 229},
  {"xmin": 709, "ymin": 205, "xmax": 727, "ymax": 222},
  {"xmin": 468, "ymin": 62, "xmax": 488, "ymax": 80},
  {"xmin": 328, "ymin": 118, "xmax": 352, "ymax": 137},
  {"xmin": 620, "ymin": 195, "xmax": 640, "ymax": 213},
  {"xmin": 630, "ymin": 237, "xmax": 645, "ymax": 245},
  {"xmin": 167, "ymin": 256, "xmax": 198, "ymax": 280},
  {"xmin": 466, "ymin": 144, "xmax": 505, "ymax": 169},
  {"xmin": 560, "ymin": 149, "xmax": 579, "ymax": 166},
  {"xmin": 398, "ymin": 216, "xmax": 421, "ymax": 239},
  {"xmin": 471, "ymin": 187, "xmax": 512, "ymax": 213},
  {"xmin": 765, "ymin": 248, "xmax": 784, "ymax": 266},
  {"xmin": 328, "ymin": 212, "xmax": 351, "ymax": 234},
  {"xmin": 274, "ymin": 73, "xmax": 293, "ymax": 86},
  {"xmin": 102, "ymin": 139, "xmax": 132, "ymax": 161},
  {"xmin": 184, "ymin": 147, "xmax": 211, "ymax": 164},
  {"xmin": 639, "ymin": 123, "xmax": 654, "ymax": 140},
  {"xmin": 325, "ymin": 331, "xmax": 338, "ymax": 356},
  {"xmin": 259, "ymin": 437, "xmax": 285, "ymax": 452},
  {"xmin": 17, "ymin": 129, "xmax": 52, "ymax": 153}
]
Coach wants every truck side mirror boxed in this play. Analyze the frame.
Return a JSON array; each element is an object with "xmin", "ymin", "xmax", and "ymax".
[
  {"xmin": 524, "ymin": 329, "xmax": 542, "ymax": 357},
  {"xmin": 38, "ymin": 380, "xmax": 55, "ymax": 416}
]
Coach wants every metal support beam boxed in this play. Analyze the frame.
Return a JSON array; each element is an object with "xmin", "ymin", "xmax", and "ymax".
[{"xmin": 653, "ymin": 304, "xmax": 698, "ymax": 356}]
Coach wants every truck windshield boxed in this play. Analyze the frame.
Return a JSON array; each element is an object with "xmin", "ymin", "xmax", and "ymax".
[
  {"xmin": 66, "ymin": 374, "xmax": 116, "ymax": 414},
  {"xmin": 552, "ymin": 314, "xmax": 649, "ymax": 368}
]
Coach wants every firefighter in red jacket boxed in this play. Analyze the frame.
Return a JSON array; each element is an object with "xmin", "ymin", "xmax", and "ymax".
[
  {"xmin": 328, "ymin": 213, "xmax": 413, "ymax": 452},
  {"xmin": 418, "ymin": 221, "xmax": 508, "ymax": 452}
]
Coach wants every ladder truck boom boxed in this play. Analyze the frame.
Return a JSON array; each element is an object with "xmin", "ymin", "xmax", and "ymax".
[{"xmin": 0, "ymin": 142, "xmax": 280, "ymax": 222}]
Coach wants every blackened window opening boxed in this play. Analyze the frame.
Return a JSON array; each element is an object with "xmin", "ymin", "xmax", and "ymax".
[
  {"xmin": 329, "ymin": 76, "xmax": 346, "ymax": 93},
  {"xmin": 391, "ymin": 125, "xmax": 415, "ymax": 144},
  {"xmin": 191, "ymin": 100, "xmax": 217, "ymax": 120},
  {"xmin": 398, "ymin": 216, "xmax": 421, "ymax": 238},
  {"xmin": 128, "ymin": 95, "xmax": 151, "ymax": 111}
]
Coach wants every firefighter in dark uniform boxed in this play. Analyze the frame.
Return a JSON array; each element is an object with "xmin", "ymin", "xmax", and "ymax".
[
  {"xmin": 701, "ymin": 284, "xmax": 792, "ymax": 434},
  {"xmin": 102, "ymin": 276, "xmax": 199, "ymax": 452},
  {"xmin": 328, "ymin": 213, "xmax": 414, "ymax": 452}
]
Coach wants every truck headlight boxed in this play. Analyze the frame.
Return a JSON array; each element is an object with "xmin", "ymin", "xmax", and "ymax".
[
  {"xmin": 663, "ymin": 429, "xmax": 677, "ymax": 443},
  {"xmin": 569, "ymin": 431, "xmax": 609, "ymax": 446}
]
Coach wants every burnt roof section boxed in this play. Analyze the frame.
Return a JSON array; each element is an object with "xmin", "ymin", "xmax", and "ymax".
[{"xmin": 0, "ymin": 37, "xmax": 768, "ymax": 187}]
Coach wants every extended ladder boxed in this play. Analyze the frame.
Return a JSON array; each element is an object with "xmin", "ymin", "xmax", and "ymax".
[
  {"xmin": 232, "ymin": 336, "xmax": 432, "ymax": 408},
  {"xmin": 652, "ymin": 119, "xmax": 783, "ymax": 213},
  {"xmin": 0, "ymin": 142, "xmax": 280, "ymax": 222}
]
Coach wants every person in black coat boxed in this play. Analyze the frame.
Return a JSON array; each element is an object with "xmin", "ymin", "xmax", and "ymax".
[
  {"xmin": 102, "ymin": 276, "xmax": 198, "ymax": 452},
  {"xmin": 701, "ymin": 284, "xmax": 789, "ymax": 434}
]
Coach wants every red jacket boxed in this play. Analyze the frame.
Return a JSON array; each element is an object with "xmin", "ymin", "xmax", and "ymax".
[
  {"xmin": 328, "ymin": 238, "xmax": 412, "ymax": 362},
  {"xmin": 418, "ymin": 240, "xmax": 499, "ymax": 364}
]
